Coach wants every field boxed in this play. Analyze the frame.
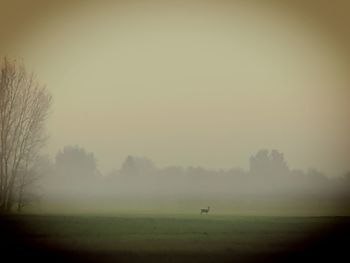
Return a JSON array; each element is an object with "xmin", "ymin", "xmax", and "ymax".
[{"xmin": 1, "ymin": 213, "xmax": 349, "ymax": 263}]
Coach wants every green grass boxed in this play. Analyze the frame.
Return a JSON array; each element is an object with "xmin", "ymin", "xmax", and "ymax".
[
  {"xmin": 0, "ymin": 213, "xmax": 350, "ymax": 262},
  {"xmin": 12, "ymin": 213, "xmax": 345, "ymax": 256}
]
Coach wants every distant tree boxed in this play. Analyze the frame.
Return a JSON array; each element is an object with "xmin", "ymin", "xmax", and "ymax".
[
  {"xmin": 289, "ymin": 169, "xmax": 305, "ymax": 179},
  {"xmin": 249, "ymin": 149, "xmax": 269, "ymax": 176},
  {"xmin": 0, "ymin": 57, "xmax": 51, "ymax": 212},
  {"xmin": 305, "ymin": 168, "xmax": 327, "ymax": 182},
  {"xmin": 270, "ymin": 149, "xmax": 289, "ymax": 176},
  {"xmin": 120, "ymin": 155, "xmax": 156, "ymax": 177},
  {"xmin": 55, "ymin": 145, "xmax": 98, "ymax": 178},
  {"xmin": 340, "ymin": 171, "xmax": 350, "ymax": 191},
  {"xmin": 249, "ymin": 149, "xmax": 289, "ymax": 177},
  {"xmin": 159, "ymin": 166, "xmax": 185, "ymax": 177},
  {"xmin": 343, "ymin": 171, "xmax": 350, "ymax": 181}
]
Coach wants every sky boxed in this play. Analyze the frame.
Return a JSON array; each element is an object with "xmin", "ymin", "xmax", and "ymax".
[{"xmin": 0, "ymin": 0, "xmax": 349, "ymax": 176}]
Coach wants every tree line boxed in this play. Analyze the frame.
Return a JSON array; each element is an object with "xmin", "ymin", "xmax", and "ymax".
[{"xmin": 41, "ymin": 145, "xmax": 350, "ymax": 199}]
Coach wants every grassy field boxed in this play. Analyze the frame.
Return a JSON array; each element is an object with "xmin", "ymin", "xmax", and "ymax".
[{"xmin": 1, "ymin": 213, "xmax": 349, "ymax": 263}]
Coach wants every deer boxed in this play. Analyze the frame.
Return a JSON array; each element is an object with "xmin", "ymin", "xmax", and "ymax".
[{"xmin": 200, "ymin": 206, "xmax": 210, "ymax": 215}]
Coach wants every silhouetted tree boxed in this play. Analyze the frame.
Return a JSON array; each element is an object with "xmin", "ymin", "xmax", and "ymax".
[
  {"xmin": 0, "ymin": 57, "xmax": 51, "ymax": 212},
  {"xmin": 120, "ymin": 155, "xmax": 156, "ymax": 177},
  {"xmin": 343, "ymin": 171, "xmax": 350, "ymax": 181},
  {"xmin": 55, "ymin": 145, "xmax": 98, "ymax": 178},
  {"xmin": 249, "ymin": 149, "xmax": 289, "ymax": 177},
  {"xmin": 16, "ymin": 155, "xmax": 52, "ymax": 211}
]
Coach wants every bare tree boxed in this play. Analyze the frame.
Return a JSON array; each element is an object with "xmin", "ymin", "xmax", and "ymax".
[
  {"xmin": 0, "ymin": 57, "xmax": 51, "ymax": 212},
  {"xmin": 16, "ymin": 155, "xmax": 52, "ymax": 212}
]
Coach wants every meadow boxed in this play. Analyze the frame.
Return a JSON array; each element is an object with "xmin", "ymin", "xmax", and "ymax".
[{"xmin": 1, "ymin": 212, "xmax": 349, "ymax": 263}]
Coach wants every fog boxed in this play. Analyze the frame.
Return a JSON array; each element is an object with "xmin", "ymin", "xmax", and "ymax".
[
  {"xmin": 31, "ymin": 146, "xmax": 349, "ymax": 216},
  {"xmin": 1, "ymin": 1, "xmax": 350, "ymax": 215},
  {"xmin": 1, "ymin": 0, "xmax": 350, "ymax": 177}
]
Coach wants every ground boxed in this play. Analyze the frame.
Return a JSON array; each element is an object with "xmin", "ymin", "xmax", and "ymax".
[{"xmin": 1, "ymin": 213, "xmax": 349, "ymax": 263}]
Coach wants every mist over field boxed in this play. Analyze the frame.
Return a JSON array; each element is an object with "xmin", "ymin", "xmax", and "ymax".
[
  {"xmin": 26, "ymin": 146, "xmax": 348, "ymax": 216},
  {"xmin": 1, "ymin": 1, "xmax": 350, "ymax": 262}
]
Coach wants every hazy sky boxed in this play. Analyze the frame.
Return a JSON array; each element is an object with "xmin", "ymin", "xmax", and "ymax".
[{"xmin": 1, "ymin": 1, "xmax": 349, "ymax": 175}]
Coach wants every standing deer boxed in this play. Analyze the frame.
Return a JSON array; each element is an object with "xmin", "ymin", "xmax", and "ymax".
[{"xmin": 200, "ymin": 206, "xmax": 210, "ymax": 215}]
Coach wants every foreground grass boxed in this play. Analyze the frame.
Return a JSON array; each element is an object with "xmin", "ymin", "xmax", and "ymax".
[{"xmin": 1, "ymin": 213, "xmax": 349, "ymax": 262}]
